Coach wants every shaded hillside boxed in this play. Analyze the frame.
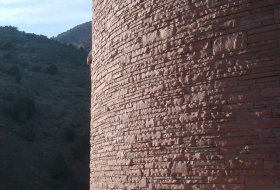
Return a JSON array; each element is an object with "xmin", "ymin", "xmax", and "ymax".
[
  {"xmin": 0, "ymin": 26, "xmax": 91, "ymax": 190},
  {"xmin": 54, "ymin": 21, "xmax": 91, "ymax": 51}
]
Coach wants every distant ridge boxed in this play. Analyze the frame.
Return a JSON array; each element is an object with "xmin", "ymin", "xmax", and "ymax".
[{"xmin": 54, "ymin": 21, "xmax": 91, "ymax": 51}]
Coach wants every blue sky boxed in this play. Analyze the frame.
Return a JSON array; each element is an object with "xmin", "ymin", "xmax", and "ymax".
[{"xmin": 0, "ymin": 0, "xmax": 92, "ymax": 38}]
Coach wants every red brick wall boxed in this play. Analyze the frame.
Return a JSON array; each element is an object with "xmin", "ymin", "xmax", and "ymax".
[{"xmin": 90, "ymin": 0, "xmax": 280, "ymax": 189}]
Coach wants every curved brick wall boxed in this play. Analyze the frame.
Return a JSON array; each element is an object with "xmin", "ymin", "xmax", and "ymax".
[{"xmin": 90, "ymin": 0, "xmax": 280, "ymax": 189}]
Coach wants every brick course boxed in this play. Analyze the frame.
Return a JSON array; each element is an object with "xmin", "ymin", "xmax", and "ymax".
[{"xmin": 90, "ymin": 0, "xmax": 280, "ymax": 189}]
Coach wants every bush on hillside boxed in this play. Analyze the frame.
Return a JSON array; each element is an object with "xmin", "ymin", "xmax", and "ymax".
[
  {"xmin": 11, "ymin": 37, "xmax": 27, "ymax": 43},
  {"xmin": 50, "ymin": 153, "xmax": 70, "ymax": 179},
  {"xmin": 65, "ymin": 128, "xmax": 75, "ymax": 142},
  {"xmin": 20, "ymin": 62, "xmax": 29, "ymax": 68},
  {"xmin": 30, "ymin": 46, "xmax": 35, "ymax": 53},
  {"xmin": 21, "ymin": 126, "xmax": 35, "ymax": 142},
  {"xmin": 15, "ymin": 74, "xmax": 21, "ymax": 83},
  {"xmin": 8, "ymin": 65, "xmax": 20, "ymax": 76},
  {"xmin": 45, "ymin": 64, "xmax": 58, "ymax": 75},
  {"xmin": 4, "ymin": 52, "xmax": 13, "ymax": 59},
  {"xmin": 5, "ymin": 92, "xmax": 14, "ymax": 102},
  {"xmin": 11, "ymin": 96, "xmax": 36, "ymax": 125},
  {"xmin": 71, "ymin": 142, "xmax": 81, "ymax": 159},
  {"xmin": 0, "ymin": 41, "xmax": 14, "ymax": 50},
  {"xmin": 36, "ymin": 35, "xmax": 51, "ymax": 44},
  {"xmin": 31, "ymin": 65, "xmax": 41, "ymax": 72},
  {"xmin": 25, "ymin": 33, "xmax": 37, "ymax": 39},
  {"xmin": 81, "ymin": 131, "xmax": 90, "ymax": 152}
]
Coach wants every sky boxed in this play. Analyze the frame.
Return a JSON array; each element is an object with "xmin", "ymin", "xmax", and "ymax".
[{"xmin": 0, "ymin": 0, "xmax": 92, "ymax": 38}]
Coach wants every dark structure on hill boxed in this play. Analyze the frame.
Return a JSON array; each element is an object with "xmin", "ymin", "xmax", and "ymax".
[{"xmin": 90, "ymin": 0, "xmax": 280, "ymax": 189}]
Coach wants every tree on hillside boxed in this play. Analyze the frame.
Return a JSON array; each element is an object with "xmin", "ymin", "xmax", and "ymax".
[{"xmin": 0, "ymin": 41, "xmax": 14, "ymax": 50}]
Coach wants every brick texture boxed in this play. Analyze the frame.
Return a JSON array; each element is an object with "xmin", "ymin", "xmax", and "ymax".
[{"xmin": 90, "ymin": 0, "xmax": 280, "ymax": 189}]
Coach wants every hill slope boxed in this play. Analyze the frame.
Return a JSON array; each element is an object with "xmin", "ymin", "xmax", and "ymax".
[
  {"xmin": 54, "ymin": 21, "xmax": 92, "ymax": 51},
  {"xmin": 0, "ymin": 26, "xmax": 91, "ymax": 190}
]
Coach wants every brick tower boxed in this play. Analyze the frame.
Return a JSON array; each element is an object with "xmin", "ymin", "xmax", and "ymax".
[{"xmin": 90, "ymin": 0, "xmax": 280, "ymax": 189}]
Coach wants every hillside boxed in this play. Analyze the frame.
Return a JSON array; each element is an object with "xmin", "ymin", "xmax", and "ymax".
[
  {"xmin": 0, "ymin": 26, "xmax": 91, "ymax": 190},
  {"xmin": 54, "ymin": 21, "xmax": 91, "ymax": 51}
]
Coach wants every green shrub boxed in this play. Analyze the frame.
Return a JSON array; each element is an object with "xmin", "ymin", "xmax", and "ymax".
[
  {"xmin": 18, "ymin": 111, "xmax": 28, "ymax": 125},
  {"xmin": 11, "ymin": 96, "xmax": 36, "ymax": 125},
  {"xmin": 31, "ymin": 65, "xmax": 41, "ymax": 72},
  {"xmin": 45, "ymin": 64, "xmax": 58, "ymax": 75},
  {"xmin": 15, "ymin": 75, "xmax": 21, "ymax": 83},
  {"xmin": 81, "ymin": 132, "xmax": 90, "ymax": 152},
  {"xmin": 65, "ymin": 128, "xmax": 75, "ymax": 142},
  {"xmin": 21, "ymin": 127, "xmax": 35, "ymax": 142},
  {"xmin": 25, "ymin": 33, "xmax": 37, "ymax": 39},
  {"xmin": 0, "ymin": 42, "xmax": 14, "ymax": 50},
  {"xmin": 20, "ymin": 62, "xmax": 29, "ymax": 68},
  {"xmin": 36, "ymin": 35, "xmax": 50, "ymax": 44},
  {"xmin": 71, "ymin": 142, "xmax": 81, "ymax": 159},
  {"xmin": 5, "ymin": 92, "xmax": 14, "ymax": 102},
  {"xmin": 30, "ymin": 47, "xmax": 35, "ymax": 53},
  {"xmin": 68, "ymin": 44, "xmax": 74, "ymax": 48},
  {"xmin": 50, "ymin": 153, "xmax": 70, "ymax": 179},
  {"xmin": 11, "ymin": 37, "xmax": 27, "ymax": 43},
  {"xmin": 4, "ymin": 52, "xmax": 13, "ymax": 59},
  {"xmin": 8, "ymin": 65, "xmax": 20, "ymax": 76}
]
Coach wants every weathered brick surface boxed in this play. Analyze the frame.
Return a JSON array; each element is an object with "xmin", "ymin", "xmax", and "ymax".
[{"xmin": 90, "ymin": 0, "xmax": 280, "ymax": 189}]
